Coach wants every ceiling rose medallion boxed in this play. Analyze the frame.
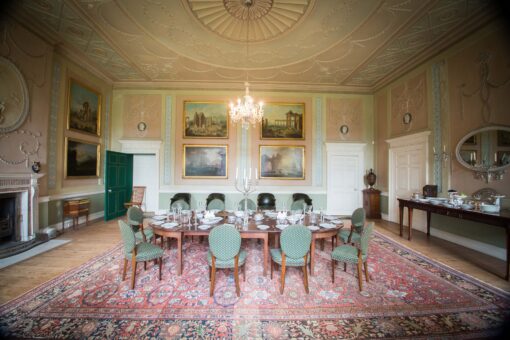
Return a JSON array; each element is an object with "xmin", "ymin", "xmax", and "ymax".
[{"xmin": 223, "ymin": 0, "xmax": 273, "ymax": 20}]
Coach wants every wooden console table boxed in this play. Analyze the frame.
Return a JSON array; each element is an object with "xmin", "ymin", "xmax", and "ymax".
[
  {"xmin": 398, "ymin": 198, "xmax": 510, "ymax": 280},
  {"xmin": 63, "ymin": 198, "xmax": 90, "ymax": 231}
]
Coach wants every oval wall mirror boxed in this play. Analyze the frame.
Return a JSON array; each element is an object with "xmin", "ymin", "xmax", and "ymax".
[{"xmin": 455, "ymin": 126, "xmax": 510, "ymax": 180}]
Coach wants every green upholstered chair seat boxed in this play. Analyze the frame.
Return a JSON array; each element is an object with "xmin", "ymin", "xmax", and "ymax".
[
  {"xmin": 208, "ymin": 249, "xmax": 247, "ymax": 268},
  {"xmin": 124, "ymin": 242, "xmax": 164, "ymax": 261},
  {"xmin": 270, "ymin": 248, "xmax": 310, "ymax": 266},
  {"xmin": 331, "ymin": 244, "xmax": 367, "ymax": 262},
  {"xmin": 135, "ymin": 228, "xmax": 154, "ymax": 242},
  {"xmin": 338, "ymin": 229, "xmax": 361, "ymax": 243}
]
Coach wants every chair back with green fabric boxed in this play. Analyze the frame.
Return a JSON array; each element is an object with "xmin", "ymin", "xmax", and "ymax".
[
  {"xmin": 209, "ymin": 224, "xmax": 241, "ymax": 261},
  {"xmin": 280, "ymin": 225, "xmax": 312, "ymax": 259},
  {"xmin": 290, "ymin": 199, "xmax": 306, "ymax": 211},
  {"xmin": 127, "ymin": 206, "xmax": 143, "ymax": 230},
  {"xmin": 171, "ymin": 199, "xmax": 190, "ymax": 210},
  {"xmin": 351, "ymin": 207, "xmax": 366, "ymax": 231},
  {"xmin": 360, "ymin": 222, "xmax": 374, "ymax": 256},
  {"xmin": 207, "ymin": 198, "xmax": 225, "ymax": 211},
  {"xmin": 237, "ymin": 198, "xmax": 256, "ymax": 211},
  {"xmin": 119, "ymin": 220, "xmax": 136, "ymax": 256}
]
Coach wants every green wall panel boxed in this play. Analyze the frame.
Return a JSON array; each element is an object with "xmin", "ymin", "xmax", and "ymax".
[{"xmin": 39, "ymin": 193, "xmax": 104, "ymax": 228}]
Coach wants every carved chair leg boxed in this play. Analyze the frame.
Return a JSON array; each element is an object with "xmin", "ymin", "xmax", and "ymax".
[
  {"xmin": 243, "ymin": 263, "xmax": 246, "ymax": 281},
  {"xmin": 234, "ymin": 255, "xmax": 240, "ymax": 297},
  {"xmin": 122, "ymin": 259, "xmax": 128, "ymax": 281},
  {"xmin": 331, "ymin": 259, "xmax": 335, "ymax": 283},
  {"xmin": 280, "ymin": 254, "xmax": 286, "ymax": 294},
  {"xmin": 210, "ymin": 258, "xmax": 216, "ymax": 297},
  {"xmin": 357, "ymin": 258, "xmax": 363, "ymax": 291},
  {"xmin": 364, "ymin": 261, "xmax": 369, "ymax": 282},
  {"xmin": 130, "ymin": 260, "xmax": 137, "ymax": 289},
  {"xmin": 159, "ymin": 257, "xmax": 163, "ymax": 280},
  {"xmin": 344, "ymin": 262, "xmax": 347, "ymax": 272},
  {"xmin": 303, "ymin": 254, "xmax": 309, "ymax": 294},
  {"xmin": 144, "ymin": 261, "xmax": 147, "ymax": 270}
]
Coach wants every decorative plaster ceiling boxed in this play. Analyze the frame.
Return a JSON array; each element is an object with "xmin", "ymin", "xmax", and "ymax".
[{"xmin": 11, "ymin": 0, "xmax": 498, "ymax": 92}]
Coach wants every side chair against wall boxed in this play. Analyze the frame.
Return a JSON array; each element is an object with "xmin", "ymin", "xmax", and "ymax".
[
  {"xmin": 127, "ymin": 206, "xmax": 155, "ymax": 243},
  {"xmin": 124, "ymin": 186, "xmax": 146, "ymax": 210},
  {"xmin": 257, "ymin": 193, "xmax": 276, "ymax": 210},
  {"xmin": 237, "ymin": 198, "xmax": 257, "ymax": 211},
  {"xmin": 170, "ymin": 193, "xmax": 191, "ymax": 210},
  {"xmin": 118, "ymin": 220, "xmax": 164, "ymax": 289},
  {"xmin": 270, "ymin": 225, "xmax": 312, "ymax": 294},
  {"xmin": 206, "ymin": 193, "xmax": 225, "ymax": 211},
  {"xmin": 290, "ymin": 193, "xmax": 313, "ymax": 211},
  {"xmin": 338, "ymin": 207, "xmax": 366, "ymax": 244},
  {"xmin": 207, "ymin": 224, "xmax": 247, "ymax": 297},
  {"xmin": 331, "ymin": 222, "xmax": 374, "ymax": 291}
]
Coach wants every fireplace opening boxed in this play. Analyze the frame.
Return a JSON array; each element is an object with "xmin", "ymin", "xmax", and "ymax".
[{"xmin": 0, "ymin": 194, "xmax": 17, "ymax": 243}]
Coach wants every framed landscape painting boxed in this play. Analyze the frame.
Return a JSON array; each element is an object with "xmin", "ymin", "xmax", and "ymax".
[
  {"xmin": 65, "ymin": 138, "xmax": 100, "ymax": 178},
  {"xmin": 183, "ymin": 145, "xmax": 228, "ymax": 178},
  {"xmin": 259, "ymin": 145, "xmax": 305, "ymax": 180},
  {"xmin": 67, "ymin": 78, "xmax": 101, "ymax": 136},
  {"xmin": 183, "ymin": 101, "xmax": 228, "ymax": 138},
  {"xmin": 261, "ymin": 103, "xmax": 305, "ymax": 139}
]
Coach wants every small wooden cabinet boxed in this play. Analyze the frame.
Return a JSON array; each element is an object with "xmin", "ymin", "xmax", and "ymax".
[
  {"xmin": 363, "ymin": 188, "xmax": 381, "ymax": 219},
  {"xmin": 63, "ymin": 198, "xmax": 90, "ymax": 231}
]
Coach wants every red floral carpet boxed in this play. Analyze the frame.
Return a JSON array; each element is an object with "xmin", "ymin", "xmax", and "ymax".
[{"xmin": 0, "ymin": 232, "xmax": 509, "ymax": 339}]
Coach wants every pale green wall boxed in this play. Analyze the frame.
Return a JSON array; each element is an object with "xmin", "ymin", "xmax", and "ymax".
[{"xmin": 38, "ymin": 193, "xmax": 104, "ymax": 228}]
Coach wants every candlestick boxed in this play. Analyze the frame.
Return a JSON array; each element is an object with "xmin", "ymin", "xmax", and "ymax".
[
  {"xmin": 433, "ymin": 146, "xmax": 436, "ymax": 154},
  {"xmin": 236, "ymin": 167, "xmax": 238, "ymax": 180}
]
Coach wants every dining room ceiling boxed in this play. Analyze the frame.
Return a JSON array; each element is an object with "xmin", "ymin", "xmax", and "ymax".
[{"xmin": 11, "ymin": 0, "xmax": 499, "ymax": 92}]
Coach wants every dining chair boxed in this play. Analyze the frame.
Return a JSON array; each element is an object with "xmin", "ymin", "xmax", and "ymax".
[
  {"xmin": 338, "ymin": 207, "xmax": 366, "ymax": 244},
  {"xmin": 291, "ymin": 193, "xmax": 313, "ymax": 211},
  {"xmin": 270, "ymin": 225, "xmax": 312, "ymax": 294},
  {"xmin": 206, "ymin": 193, "xmax": 225, "ymax": 211},
  {"xmin": 127, "ymin": 206, "xmax": 154, "ymax": 243},
  {"xmin": 124, "ymin": 186, "xmax": 146, "ymax": 210},
  {"xmin": 170, "ymin": 193, "xmax": 191, "ymax": 210},
  {"xmin": 257, "ymin": 193, "xmax": 276, "ymax": 210},
  {"xmin": 208, "ymin": 224, "xmax": 246, "ymax": 297},
  {"xmin": 331, "ymin": 222, "xmax": 374, "ymax": 291},
  {"xmin": 118, "ymin": 220, "xmax": 164, "ymax": 289},
  {"xmin": 237, "ymin": 198, "xmax": 256, "ymax": 211}
]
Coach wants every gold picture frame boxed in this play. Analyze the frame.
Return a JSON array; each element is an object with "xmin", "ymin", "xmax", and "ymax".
[
  {"xmin": 183, "ymin": 101, "xmax": 229, "ymax": 138},
  {"xmin": 183, "ymin": 144, "xmax": 228, "ymax": 178},
  {"xmin": 64, "ymin": 137, "xmax": 100, "ymax": 178},
  {"xmin": 259, "ymin": 145, "xmax": 305, "ymax": 180},
  {"xmin": 260, "ymin": 102, "xmax": 305, "ymax": 140},
  {"xmin": 67, "ymin": 78, "xmax": 101, "ymax": 136}
]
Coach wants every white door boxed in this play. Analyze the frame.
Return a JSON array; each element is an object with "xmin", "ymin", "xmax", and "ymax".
[
  {"xmin": 387, "ymin": 131, "xmax": 429, "ymax": 225},
  {"xmin": 326, "ymin": 143, "xmax": 365, "ymax": 215},
  {"xmin": 133, "ymin": 154, "xmax": 158, "ymax": 213}
]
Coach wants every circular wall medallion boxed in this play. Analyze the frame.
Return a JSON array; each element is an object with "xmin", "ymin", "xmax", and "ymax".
[
  {"xmin": 0, "ymin": 57, "xmax": 30, "ymax": 133},
  {"xmin": 137, "ymin": 121, "xmax": 147, "ymax": 132},
  {"xmin": 403, "ymin": 112, "xmax": 412, "ymax": 125},
  {"xmin": 339, "ymin": 125, "xmax": 349, "ymax": 135}
]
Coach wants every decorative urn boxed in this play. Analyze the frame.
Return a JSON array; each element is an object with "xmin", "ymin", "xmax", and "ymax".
[{"xmin": 366, "ymin": 169, "xmax": 376, "ymax": 188}]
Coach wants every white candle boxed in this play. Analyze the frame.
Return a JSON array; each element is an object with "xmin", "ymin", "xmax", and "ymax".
[
  {"xmin": 470, "ymin": 152, "xmax": 473, "ymax": 162},
  {"xmin": 244, "ymin": 168, "xmax": 246, "ymax": 179},
  {"xmin": 473, "ymin": 153, "xmax": 476, "ymax": 161},
  {"xmin": 249, "ymin": 168, "xmax": 252, "ymax": 180},
  {"xmin": 255, "ymin": 167, "xmax": 258, "ymax": 179},
  {"xmin": 236, "ymin": 167, "xmax": 238, "ymax": 180},
  {"xmin": 433, "ymin": 146, "xmax": 436, "ymax": 154},
  {"xmin": 443, "ymin": 145, "xmax": 446, "ymax": 152},
  {"xmin": 495, "ymin": 152, "xmax": 498, "ymax": 163}
]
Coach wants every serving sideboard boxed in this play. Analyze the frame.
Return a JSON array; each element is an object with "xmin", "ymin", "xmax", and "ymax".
[{"xmin": 398, "ymin": 198, "xmax": 510, "ymax": 280}]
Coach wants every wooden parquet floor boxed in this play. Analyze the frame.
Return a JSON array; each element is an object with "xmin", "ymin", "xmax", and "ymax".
[{"xmin": 0, "ymin": 218, "xmax": 508, "ymax": 304}]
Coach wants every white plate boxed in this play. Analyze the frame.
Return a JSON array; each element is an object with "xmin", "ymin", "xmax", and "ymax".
[
  {"xmin": 152, "ymin": 215, "xmax": 166, "ymax": 221},
  {"xmin": 275, "ymin": 224, "xmax": 288, "ymax": 230},
  {"xmin": 323, "ymin": 215, "xmax": 336, "ymax": 221},
  {"xmin": 320, "ymin": 223, "xmax": 336, "ymax": 229},
  {"xmin": 307, "ymin": 225, "xmax": 319, "ymax": 231},
  {"xmin": 202, "ymin": 217, "xmax": 223, "ymax": 225},
  {"xmin": 162, "ymin": 222, "xmax": 179, "ymax": 228},
  {"xmin": 330, "ymin": 219, "xmax": 343, "ymax": 224},
  {"xmin": 257, "ymin": 224, "xmax": 270, "ymax": 230},
  {"xmin": 155, "ymin": 209, "xmax": 167, "ymax": 215},
  {"xmin": 152, "ymin": 220, "xmax": 164, "ymax": 226},
  {"xmin": 198, "ymin": 224, "xmax": 212, "ymax": 230}
]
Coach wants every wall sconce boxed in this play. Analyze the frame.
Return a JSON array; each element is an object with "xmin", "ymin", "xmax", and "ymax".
[
  {"xmin": 433, "ymin": 145, "xmax": 448, "ymax": 164},
  {"xmin": 339, "ymin": 125, "xmax": 349, "ymax": 135}
]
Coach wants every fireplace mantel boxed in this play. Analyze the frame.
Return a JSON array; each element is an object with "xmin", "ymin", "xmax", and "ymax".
[{"xmin": 0, "ymin": 172, "xmax": 45, "ymax": 241}]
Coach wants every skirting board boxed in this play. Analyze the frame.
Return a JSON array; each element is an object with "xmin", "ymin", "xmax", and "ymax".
[
  {"xmin": 380, "ymin": 215, "xmax": 505, "ymax": 260},
  {"xmin": 48, "ymin": 211, "xmax": 104, "ymax": 231}
]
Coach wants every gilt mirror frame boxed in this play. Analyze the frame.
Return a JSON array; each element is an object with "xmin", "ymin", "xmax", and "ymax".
[{"xmin": 455, "ymin": 125, "xmax": 510, "ymax": 174}]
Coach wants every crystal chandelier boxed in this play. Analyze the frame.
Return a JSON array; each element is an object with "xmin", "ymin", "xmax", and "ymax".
[{"xmin": 229, "ymin": 0, "xmax": 264, "ymax": 130}]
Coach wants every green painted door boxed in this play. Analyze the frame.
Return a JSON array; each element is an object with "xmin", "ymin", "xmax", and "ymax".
[{"xmin": 105, "ymin": 150, "xmax": 133, "ymax": 221}]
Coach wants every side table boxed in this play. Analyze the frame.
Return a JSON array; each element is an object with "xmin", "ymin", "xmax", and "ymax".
[
  {"xmin": 62, "ymin": 198, "xmax": 90, "ymax": 231},
  {"xmin": 362, "ymin": 188, "xmax": 381, "ymax": 219}
]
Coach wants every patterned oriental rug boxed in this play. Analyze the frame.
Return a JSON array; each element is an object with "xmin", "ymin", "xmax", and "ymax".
[{"xmin": 0, "ymin": 232, "xmax": 509, "ymax": 339}]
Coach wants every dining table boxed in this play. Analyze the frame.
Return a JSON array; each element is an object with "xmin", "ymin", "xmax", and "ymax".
[{"xmin": 149, "ymin": 211, "xmax": 346, "ymax": 277}]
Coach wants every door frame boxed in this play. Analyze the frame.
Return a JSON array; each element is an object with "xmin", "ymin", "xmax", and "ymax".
[
  {"xmin": 387, "ymin": 131, "xmax": 430, "ymax": 223},
  {"xmin": 325, "ymin": 142, "xmax": 366, "ymax": 215},
  {"xmin": 119, "ymin": 139, "xmax": 162, "ymax": 211}
]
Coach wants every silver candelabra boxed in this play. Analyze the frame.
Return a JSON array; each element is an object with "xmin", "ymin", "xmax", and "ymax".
[{"xmin": 235, "ymin": 167, "xmax": 258, "ymax": 224}]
